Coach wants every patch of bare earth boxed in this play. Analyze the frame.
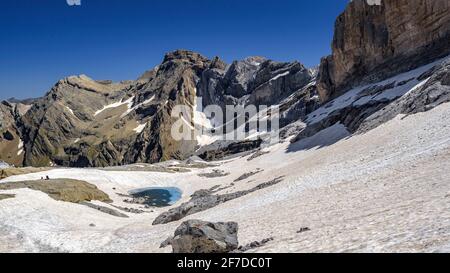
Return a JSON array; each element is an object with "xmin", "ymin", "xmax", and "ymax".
[{"xmin": 0, "ymin": 194, "xmax": 15, "ymax": 201}]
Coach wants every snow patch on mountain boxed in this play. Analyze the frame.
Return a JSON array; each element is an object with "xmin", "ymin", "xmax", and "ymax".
[
  {"xmin": 366, "ymin": 0, "xmax": 381, "ymax": 5},
  {"xmin": 193, "ymin": 97, "xmax": 220, "ymax": 147},
  {"xmin": 122, "ymin": 95, "xmax": 156, "ymax": 118},
  {"xmin": 65, "ymin": 106, "xmax": 75, "ymax": 116},
  {"xmin": 94, "ymin": 96, "xmax": 135, "ymax": 116},
  {"xmin": 17, "ymin": 140, "xmax": 24, "ymax": 156},
  {"xmin": 133, "ymin": 123, "xmax": 147, "ymax": 134},
  {"xmin": 271, "ymin": 71, "xmax": 290, "ymax": 82}
]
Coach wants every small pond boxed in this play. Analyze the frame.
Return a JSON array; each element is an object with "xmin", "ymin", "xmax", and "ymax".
[{"xmin": 128, "ymin": 187, "xmax": 182, "ymax": 207}]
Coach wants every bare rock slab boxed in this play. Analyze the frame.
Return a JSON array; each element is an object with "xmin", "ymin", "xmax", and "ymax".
[{"xmin": 164, "ymin": 220, "xmax": 239, "ymax": 253}]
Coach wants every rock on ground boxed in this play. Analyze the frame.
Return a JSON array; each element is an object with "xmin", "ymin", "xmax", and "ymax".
[{"xmin": 165, "ymin": 220, "xmax": 239, "ymax": 253}]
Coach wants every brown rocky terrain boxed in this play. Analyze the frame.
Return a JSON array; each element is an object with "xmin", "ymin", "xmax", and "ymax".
[
  {"xmin": 0, "ymin": 179, "xmax": 111, "ymax": 203},
  {"xmin": 0, "ymin": 167, "xmax": 51, "ymax": 180},
  {"xmin": 0, "ymin": 194, "xmax": 15, "ymax": 201}
]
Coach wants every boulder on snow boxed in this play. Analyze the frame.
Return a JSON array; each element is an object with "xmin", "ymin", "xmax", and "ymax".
[{"xmin": 162, "ymin": 220, "xmax": 239, "ymax": 253}]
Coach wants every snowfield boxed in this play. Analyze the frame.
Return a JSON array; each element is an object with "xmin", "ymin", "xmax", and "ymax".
[
  {"xmin": 2, "ymin": 59, "xmax": 450, "ymax": 254},
  {"xmin": 1, "ymin": 100, "xmax": 450, "ymax": 252}
]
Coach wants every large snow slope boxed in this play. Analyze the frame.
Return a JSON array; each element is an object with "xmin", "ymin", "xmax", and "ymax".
[{"xmin": 1, "ymin": 59, "xmax": 450, "ymax": 252}]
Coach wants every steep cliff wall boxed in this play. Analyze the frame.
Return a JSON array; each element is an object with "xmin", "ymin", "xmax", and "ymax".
[{"xmin": 318, "ymin": 0, "xmax": 450, "ymax": 102}]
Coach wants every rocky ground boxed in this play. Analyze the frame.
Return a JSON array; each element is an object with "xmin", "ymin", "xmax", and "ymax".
[{"xmin": 0, "ymin": 179, "xmax": 111, "ymax": 203}]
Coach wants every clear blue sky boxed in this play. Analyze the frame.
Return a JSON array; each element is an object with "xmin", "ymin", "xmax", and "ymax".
[{"xmin": 0, "ymin": 0, "xmax": 348, "ymax": 100}]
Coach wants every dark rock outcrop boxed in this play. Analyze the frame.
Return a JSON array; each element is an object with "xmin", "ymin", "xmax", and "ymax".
[
  {"xmin": 0, "ymin": 102, "xmax": 24, "ymax": 166},
  {"xmin": 248, "ymin": 60, "xmax": 312, "ymax": 106},
  {"xmin": 231, "ymin": 237, "xmax": 274, "ymax": 253},
  {"xmin": 199, "ymin": 139, "xmax": 263, "ymax": 161},
  {"xmin": 80, "ymin": 201, "xmax": 129, "ymax": 218},
  {"xmin": 162, "ymin": 220, "xmax": 239, "ymax": 253}
]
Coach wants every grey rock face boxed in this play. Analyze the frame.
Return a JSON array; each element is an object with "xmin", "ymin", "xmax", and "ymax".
[
  {"xmin": 248, "ymin": 60, "xmax": 312, "ymax": 106},
  {"xmin": 0, "ymin": 101, "xmax": 23, "ymax": 166},
  {"xmin": 198, "ymin": 61, "xmax": 227, "ymax": 107},
  {"xmin": 0, "ymin": 102, "xmax": 14, "ymax": 133},
  {"xmin": 199, "ymin": 139, "xmax": 262, "ymax": 161},
  {"xmin": 200, "ymin": 57, "xmax": 315, "ymax": 109},
  {"xmin": 223, "ymin": 57, "xmax": 266, "ymax": 99},
  {"xmin": 122, "ymin": 50, "xmax": 210, "ymax": 165},
  {"xmin": 165, "ymin": 220, "xmax": 239, "ymax": 253},
  {"xmin": 279, "ymin": 83, "xmax": 320, "ymax": 128}
]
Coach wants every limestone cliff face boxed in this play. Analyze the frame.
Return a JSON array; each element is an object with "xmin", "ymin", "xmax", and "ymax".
[{"xmin": 318, "ymin": 0, "xmax": 450, "ymax": 102}]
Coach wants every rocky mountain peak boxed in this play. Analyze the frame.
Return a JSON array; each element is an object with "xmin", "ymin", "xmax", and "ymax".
[
  {"xmin": 218, "ymin": 57, "xmax": 268, "ymax": 98},
  {"xmin": 242, "ymin": 56, "xmax": 267, "ymax": 66},
  {"xmin": 58, "ymin": 74, "xmax": 132, "ymax": 95},
  {"xmin": 210, "ymin": 56, "xmax": 227, "ymax": 70},
  {"xmin": 163, "ymin": 50, "xmax": 209, "ymax": 65},
  {"xmin": 351, "ymin": 0, "xmax": 381, "ymax": 5},
  {"xmin": 138, "ymin": 66, "xmax": 160, "ymax": 81}
]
